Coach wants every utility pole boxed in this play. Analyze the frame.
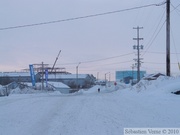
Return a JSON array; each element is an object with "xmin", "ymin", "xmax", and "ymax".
[
  {"xmin": 97, "ymin": 72, "xmax": 99, "ymax": 81},
  {"xmin": 166, "ymin": 0, "xmax": 170, "ymax": 76},
  {"xmin": 105, "ymin": 72, "xmax": 109, "ymax": 87},
  {"xmin": 131, "ymin": 64, "xmax": 135, "ymax": 84},
  {"xmin": 76, "ymin": 62, "xmax": 81, "ymax": 91},
  {"xmin": 133, "ymin": 26, "xmax": 143, "ymax": 82},
  {"xmin": 42, "ymin": 62, "xmax": 44, "ymax": 90}
]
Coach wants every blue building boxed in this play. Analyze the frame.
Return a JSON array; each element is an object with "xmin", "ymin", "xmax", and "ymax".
[{"xmin": 116, "ymin": 70, "xmax": 146, "ymax": 84}]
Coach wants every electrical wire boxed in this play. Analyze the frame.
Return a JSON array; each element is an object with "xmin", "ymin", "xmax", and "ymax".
[
  {"xmin": 170, "ymin": 3, "xmax": 180, "ymax": 70},
  {"xmin": 141, "ymin": 66, "xmax": 165, "ymax": 73},
  {"xmin": 144, "ymin": 51, "xmax": 180, "ymax": 54},
  {"xmin": 141, "ymin": 2, "xmax": 180, "ymax": 57},
  {"xmin": 0, "ymin": 2, "xmax": 166, "ymax": 31},
  {"xmin": 171, "ymin": 3, "xmax": 180, "ymax": 12},
  {"xmin": 142, "ymin": 20, "xmax": 166, "ymax": 57},
  {"xmin": 142, "ymin": 8, "xmax": 165, "ymax": 45},
  {"xmin": 81, "ymin": 52, "xmax": 134, "ymax": 64},
  {"xmin": 133, "ymin": 0, "xmax": 145, "ymax": 25},
  {"xmin": 144, "ymin": 61, "xmax": 178, "ymax": 65},
  {"xmin": 81, "ymin": 60, "xmax": 134, "ymax": 68},
  {"xmin": 141, "ymin": 8, "xmax": 165, "ymax": 56},
  {"xmin": 171, "ymin": 3, "xmax": 180, "ymax": 16},
  {"xmin": 53, "ymin": 52, "xmax": 134, "ymax": 66},
  {"xmin": 171, "ymin": 26, "xmax": 179, "ymax": 66}
]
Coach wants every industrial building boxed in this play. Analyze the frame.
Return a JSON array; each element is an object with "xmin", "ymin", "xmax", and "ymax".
[
  {"xmin": 116, "ymin": 70, "xmax": 146, "ymax": 84},
  {"xmin": 0, "ymin": 72, "xmax": 41, "ymax": 85},
  {"xmin": 0, "ymin": 72, "xmax": 95, "ymax": 89}
]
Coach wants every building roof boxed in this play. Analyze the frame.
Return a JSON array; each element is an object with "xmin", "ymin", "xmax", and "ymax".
[
  {"xmin": 48, "ymin": 74, "xmax": 89, "ymax": 79},
  {"xmin": 0, "ymin": 72, "xmax": 33, "ymax": 77},
  {"xmin": 0, "ymin": 72, "xmax": 94, "ymax": 80},
  {"xmin": 143, "ymin": 73, "xmax": 165, "ymax": 80}
]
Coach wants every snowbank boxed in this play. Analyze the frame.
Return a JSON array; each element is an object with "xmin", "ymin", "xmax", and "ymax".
[
  {"xmin": 23, "ymin": 82, "xmax": 69, "ymax": 89},
  {"xmin": 130, "ymin": 76, "xmax": 180, "ymax": 95},
  {"xmin": 48, "ymin": 81, "xmax": 70, "ymax": 88},
  {"xmin": 10, "ymin": 87, "xmax": 49, "ymax": 94}
]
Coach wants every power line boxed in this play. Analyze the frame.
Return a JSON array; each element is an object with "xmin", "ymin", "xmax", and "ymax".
[
  {"xmin": 141, "ymin": 66, "xmax": 165, "ymax": 73},
  {"xmin": 171, "ymin": 26, "xmax": 179, "ymax": 63},
  {"xmin": 144, "ymin": 51, "xmax": 180, "ymax": 54},
  {"xmin": 141, "ymin": 2, "xmax": 180, "ymax": 57},
  {"xmin": 54, "ymin": 52, "xmax": 134, "ymax": 66},
  {"xmin": 142, "ymin": 9, "xmax": 165, "ymax": 45},
  {"xmin": 144, "ymin": 61, "xmax": 178, "ymax": 65},
  {"xmin": 82, "ymin": 60, "xmax": 134, "ymax": 68},
  {"xmin": 171, "ymin": 3, "xmax": 180, "ymax": 12},
  {"xmin": 141, "ymin": 8, "xmax": 165, "ymax": 57},
  {"xmin": 171, "ymin": 3, "xmax": 180, "ymax": 16},
  {"xmin": 81, "ymin": 52, "xmax": 134, "ymax": 64},
  {"xmin": 142, "ymin": 20, "xmax": 166, "ymax": 56},
  {"xmin": 0, "ymin": 2, "xmax": 166, "ymax": 31}
]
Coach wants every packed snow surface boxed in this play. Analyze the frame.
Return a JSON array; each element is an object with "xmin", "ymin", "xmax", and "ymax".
[{"xmin": 0, "ymin": 76, "xmax": 180, "ymax": 135}]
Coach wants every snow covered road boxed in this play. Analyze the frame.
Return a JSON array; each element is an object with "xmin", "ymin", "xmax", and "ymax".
[{"xmin": 0, "ymin": 85, "xmax": 180, "ymax": 135}]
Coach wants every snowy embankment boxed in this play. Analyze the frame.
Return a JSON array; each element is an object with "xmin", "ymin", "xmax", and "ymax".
[{"xmin": 0, "ymin": 76, "xmax": 180, "ymax": 135}]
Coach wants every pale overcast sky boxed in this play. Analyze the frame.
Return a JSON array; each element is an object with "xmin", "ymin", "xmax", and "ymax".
[{"xmin": 0, "ymin": 0, "xmax": 180, "ymax": 80}]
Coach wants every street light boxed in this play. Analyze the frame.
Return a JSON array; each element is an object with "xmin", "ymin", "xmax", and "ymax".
[
  {"xmin": 97, "ymin": 72, "xmax": 99, "ymax": 81},
  {"xmin": 76, "ymin": 62, "xmax": 81, "ymax": 91},
  {"xmin": 105, "ymin": 72, "xmax": 110, "ymax": 86},
  {"xmin": 109, "ymin": 72, "xmax": 111, "ymax": 82}
]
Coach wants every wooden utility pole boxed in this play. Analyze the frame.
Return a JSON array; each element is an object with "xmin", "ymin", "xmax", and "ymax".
[
  {"xmin": 133, "ymin": 26, "xmax": 143, "ymax": 82},
  {"xmin": 166, "ymin": 0, "xmax": 170, "ymax": 76}
]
